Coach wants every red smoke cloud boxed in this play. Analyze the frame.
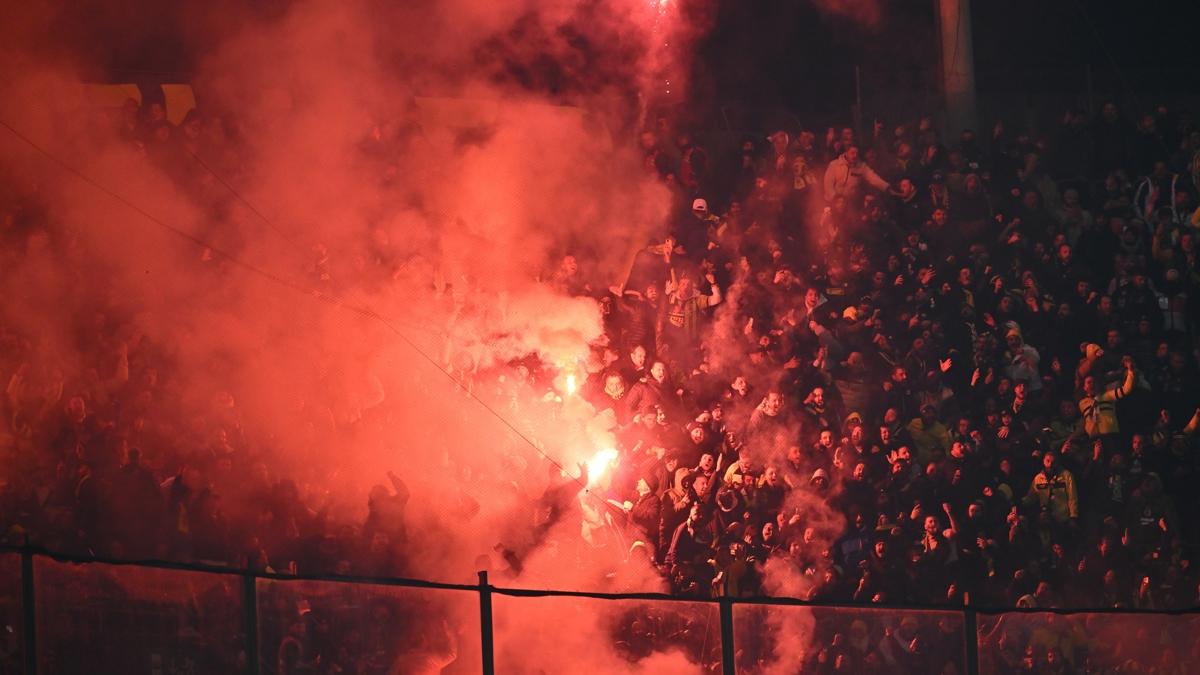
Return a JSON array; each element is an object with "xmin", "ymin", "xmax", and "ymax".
[{"xmin": 0, "ymin": 0, "xmax": 725, "ymax": 670}]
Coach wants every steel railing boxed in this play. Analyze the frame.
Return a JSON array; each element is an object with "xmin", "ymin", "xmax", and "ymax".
[{"xmin": 4, "ymin": 543, "xmax": 1199, "ymax": 675}]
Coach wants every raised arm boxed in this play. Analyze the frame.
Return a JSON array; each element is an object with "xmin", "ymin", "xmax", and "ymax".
[
  {"xmin": 1116, "ymin": 357, "xmax": 1136, "ymax": 397},
  {"xmin": 704, "ymin": 272, "xmax": 722, "ymax": 307}
]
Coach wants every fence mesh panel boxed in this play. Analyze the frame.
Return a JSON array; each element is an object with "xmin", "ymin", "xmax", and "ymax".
[
  {"xmin": 34, "ymin": 559, "xmax": 245, "ymax": 675},
  {"xmin": 0, "ymin": 554, "xmax": 20, "ymax": 675},
  {"xmin": 976, "ymin": 611, "xmax": 1200, "ymax": 673},
  {"xmin": 256, "ymin": 578, "xmax": 481, "ymax": 674},
  {"xmin": 493, "ymin": 594, "xmax": 722, "ymax": 674},
  {"xmin": 733, "ymin": 604, "xmax": 965, "ymax": 674}
]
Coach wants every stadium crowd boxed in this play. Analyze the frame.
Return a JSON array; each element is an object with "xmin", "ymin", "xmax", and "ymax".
[
  {"xmin": 3, "ymin": 94, "xmax": 1200, "ymax": 673},
  {"xmin": 586, "ymin": 106, "xmax": 1200, "ymax": 612}
]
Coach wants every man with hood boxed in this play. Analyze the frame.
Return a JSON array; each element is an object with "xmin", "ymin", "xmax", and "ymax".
[{"xmin": 823, "ymin": 145, "xmax": 892, "ymax": 204}]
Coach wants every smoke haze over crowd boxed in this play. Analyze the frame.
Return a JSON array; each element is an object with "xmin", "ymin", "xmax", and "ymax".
[
  {"xmin": 8, "ymin": 0, "xmax": 1200, "ymax": 673},
  {"xmin": 0, "ymin": 0, "xmax": 736, "ymax": 670}
]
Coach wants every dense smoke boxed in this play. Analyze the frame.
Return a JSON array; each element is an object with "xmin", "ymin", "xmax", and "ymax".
[
  {"xmin": 3, "ymin": 0, "xmax": 660, "ymax": 561},
  {"xmin": 0, "ymin": 0, "xmax": 739, "ymax": 671},
  {"xmin": 0, "ymin": 0, "xmax": 871, "ymax": 671}
]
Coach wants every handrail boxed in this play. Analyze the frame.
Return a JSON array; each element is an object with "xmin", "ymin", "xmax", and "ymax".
[
  {"xmin": 5, "ymin": 542, "xmax": 1196, "ymax": 617},
  {"xmin": 6, "ymin": 542, "xmax": 1200, "ymax": 675}
]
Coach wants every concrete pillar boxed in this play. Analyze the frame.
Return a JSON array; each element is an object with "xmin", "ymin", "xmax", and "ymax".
[{"xmin": 939, "ymin": 0, "xmax": 978, "ymax": 138}]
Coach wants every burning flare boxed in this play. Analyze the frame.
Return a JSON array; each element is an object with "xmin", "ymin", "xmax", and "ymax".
[{"xmin": 587, "ymin": 447, "xmax": 619, "ymax": 486}]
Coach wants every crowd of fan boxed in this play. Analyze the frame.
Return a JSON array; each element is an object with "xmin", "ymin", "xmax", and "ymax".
[
  {"xmin": 3, "ymin": 94, "xmax": 1200, "ymax": 672},
  {"xmin": 575, "ymin": 105, "xmax": 1200, "ymax": 614}
]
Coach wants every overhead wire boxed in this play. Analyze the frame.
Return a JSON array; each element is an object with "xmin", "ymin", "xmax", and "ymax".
[
  {"xmin": 183, "ymin": 147, "xmax": 305, "ymax": 253},
  {"xmin": 1066, "ymin": 0, "xmax": 1172, "ymax": 168},
  {"xmin": 0, "ymin": 117, "xmax": 590, "ymax": 493}
]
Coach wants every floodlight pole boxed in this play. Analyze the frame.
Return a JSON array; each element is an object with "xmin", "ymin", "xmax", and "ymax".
[{"xmin": 938, "ymin": 0, "xmax": 979, "ymax": 138}]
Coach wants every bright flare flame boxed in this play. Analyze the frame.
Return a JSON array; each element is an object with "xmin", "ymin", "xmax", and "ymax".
[
  {"xmin": 587, "ymin": 447, "xmax": 619, "ymax": 485},
  {"xmin": 565, "ymin": 372, "xmax": 577, "ymax": 396}
]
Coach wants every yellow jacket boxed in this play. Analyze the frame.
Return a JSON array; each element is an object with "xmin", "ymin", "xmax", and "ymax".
[{"xmin": 1025, "ymin": 468, "xmax": 1078, "ymax": 522}]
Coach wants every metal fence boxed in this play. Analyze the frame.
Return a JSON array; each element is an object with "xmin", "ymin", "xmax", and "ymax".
[{"xmin": 2, "ymin": 545, "xmax": 1198, "ymax": 675}]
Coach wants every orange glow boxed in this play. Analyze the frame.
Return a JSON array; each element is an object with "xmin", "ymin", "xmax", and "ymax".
[{"xmin": 587, "ymin": 447, "xmax": 619, "ymax": 485}]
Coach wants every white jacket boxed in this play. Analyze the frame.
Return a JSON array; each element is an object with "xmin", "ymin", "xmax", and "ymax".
[{"xmin": 823, "ymin": 154, "xmax": 890, "ymax": 202}]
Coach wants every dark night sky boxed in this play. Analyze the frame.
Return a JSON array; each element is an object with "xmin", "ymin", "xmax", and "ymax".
[
  {"xmin": 697, "ymin": 1, "xmax": 1197, "ymax": 105},
  {"xmin": 34, "ymin": 0, "xmax": 1200, "ymax": 127}
]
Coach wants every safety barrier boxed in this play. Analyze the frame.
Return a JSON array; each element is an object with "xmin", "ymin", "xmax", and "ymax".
[{"xmin": 1, "ymin": 546, "xmax": 1197, "ymax": 674}]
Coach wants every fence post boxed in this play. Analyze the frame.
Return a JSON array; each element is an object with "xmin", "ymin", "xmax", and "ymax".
[
  {"xmin": 964, "ymin": 607, "xmax": 979, "ymax": 675},
  {"xmin": 478, "ymin": 571, "xmax": 495, "ymax": 675},
  {"xmin": 719, "ymin": 598, "xmax": 735, "ymax": 675},
  {"xmin": 244, "ymin": 573, "xmax": 260, "ymax": 675},
  {"xmin": 20, "ymin": 549, "xmax": 36, "ymax": 675}
]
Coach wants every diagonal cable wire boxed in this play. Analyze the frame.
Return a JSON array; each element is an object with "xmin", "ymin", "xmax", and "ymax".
[
  {"xmin": 1068, "ymin": 4, "xmax": 1147, "ymax": 119},
  {"xmin": 0, "ymin": 118, "xmax": 589, "ymax": 493},
  {"xmin": 1066, "ymin": 0, "xmax": 1172, "ymax": 167},
  {"xmin": 184, "ymin": 148, "xmax": 305, "ymax": 253}
]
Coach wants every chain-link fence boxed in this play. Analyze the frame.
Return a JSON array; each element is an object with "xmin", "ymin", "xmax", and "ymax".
[{"xmin": 3, "ymin": 547, "xmax": 1199, "ymax": 675}]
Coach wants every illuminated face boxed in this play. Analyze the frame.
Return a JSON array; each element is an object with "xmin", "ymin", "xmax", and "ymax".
[
  {"xmin": 693, "ymin": 475, "xmax": 710, "ymax": 496},
  {"xmin": 699, "ymin": 453, "xmax": 715, "ymax": 471},
  {"xmin": 690, "ymin": 426, "xmax": 706, "ymax": 444},
  {"xmin": 819, "ymin": 431, "xmax": 834, "ymax": 448},
  {"xmin": 811, "ymin": 388, "xmax": 825, "ymax": 406},
  {"xmin": 630, "ymin": 345, "xmax": 647, "ymax": 368},
  {"xmin": 764, "ymin": 467, "xmax": 779, "ymax": 485},
  {"xmin": 764, "ymin": 392, "xmax": 783, "ymax": 416},
  {"xmin": 604, "ymin": 375, "xmax": 624, "ymax": 400},
  {"xmin": 852, "ymin": 463, "xmax": 865, "ymax": 480},
  {"xmin": 804, "ymin": 287, "xmax": 819, "ymax": 307},
  {"xmin": 762, "ymin": 522, "xmax": 775, "ymax": 541},
  {"xmin": 645, "ymin": 285, "xmax": 659, "ymax": 302},
  {"xmin": 561, "ymin": 255, "xmax": 578, "ymax": 275},
  {"xmin": 732, "ymin": 376, "xmax": 748, "ymax": 395},
  {"xmin": 650, "ymin": 361, "xmax": 666, "ymax": 383},
  {"xmin": 803, "ymin": 527, "xmax": 816, "ymax": 544},
  {"xmin": 925, "ymin": 516, "xmax": 939, "ymax": 534},
  {"xmin": 931, "ymin": 209, "xmax": 948, "ymax": 226},
  {"xmin": 787, "ymin": 446, "xmax": 801, "ymax": 464}
]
